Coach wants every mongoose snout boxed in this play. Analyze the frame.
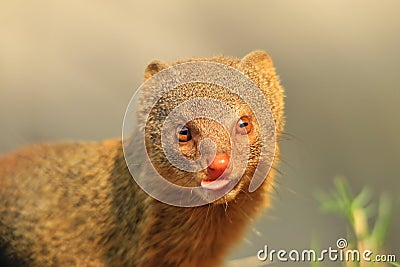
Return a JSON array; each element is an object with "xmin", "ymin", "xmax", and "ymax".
[{"xmin": 202, "ymin": 153, "xmax": 231, "ymax": 190}]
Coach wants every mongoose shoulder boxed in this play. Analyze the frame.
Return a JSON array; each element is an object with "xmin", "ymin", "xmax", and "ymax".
[{"xmin": 0, "ymin": 50, "xmax": 285, "ymax": 266}]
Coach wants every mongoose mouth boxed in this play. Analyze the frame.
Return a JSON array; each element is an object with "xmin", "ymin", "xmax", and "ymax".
[{"xmin": 200, "ymin": 178, "xmax": 231, "ymax": 190}]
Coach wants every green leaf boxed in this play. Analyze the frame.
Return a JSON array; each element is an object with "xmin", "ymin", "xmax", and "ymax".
[
  {"xmin": 352, "ymin": 185, "xmax": 373, "ymax": 210},
  {"xmin": 333, "ymin": 176, "xmax": 355, "ymax": 226},
  {"xmin": 371, "ymin": 193, "xmax": 395, "ymax": 250}
]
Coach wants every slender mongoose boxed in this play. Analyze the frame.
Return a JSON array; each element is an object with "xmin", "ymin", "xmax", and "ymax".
[{"xmin": 0, "ymin": 50, "xmax": 285, "ymax": 266}]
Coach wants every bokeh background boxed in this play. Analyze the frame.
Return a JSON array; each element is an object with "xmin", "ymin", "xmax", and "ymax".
[{"xmin": 1, "ymin": 1, "xmax": 399, "ymax": 266}]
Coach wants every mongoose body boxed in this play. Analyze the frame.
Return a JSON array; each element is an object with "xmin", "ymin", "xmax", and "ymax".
[{"xmin": 0, "ymin": 51, "xmax": 285, "ymax": 266}]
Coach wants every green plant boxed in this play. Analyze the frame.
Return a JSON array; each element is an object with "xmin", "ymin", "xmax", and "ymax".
[{"xmin": 315, "ymin": 176, "xmax": 399, "ymax": 267}]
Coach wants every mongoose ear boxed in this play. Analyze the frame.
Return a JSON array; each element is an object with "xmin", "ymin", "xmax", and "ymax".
[
  {"xmin": 144, "ymin": 60, "xmax": 169, "ymax": 80},
  {"xmin": 239, "ymin": 50, "xmax": 274, "ymax": 72},
  {"xmin": 239, "ymin": 50, "xmax": 284, "ymax": 134}
]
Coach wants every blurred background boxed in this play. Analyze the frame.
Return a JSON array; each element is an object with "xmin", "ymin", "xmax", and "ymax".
[{"xmin": 1, "ymin": 1, "xmax": 399, "ymax": 266}]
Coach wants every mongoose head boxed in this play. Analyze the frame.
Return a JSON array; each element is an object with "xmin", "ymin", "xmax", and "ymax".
[{"xmin": 136, "ymin": 51, "xmax": 284, "ymax": 206}]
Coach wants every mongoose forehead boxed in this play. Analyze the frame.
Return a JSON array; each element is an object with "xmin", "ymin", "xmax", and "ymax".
[{"xmin": 0, "ymin": 50, "xmax": 285, "ymax": 267}]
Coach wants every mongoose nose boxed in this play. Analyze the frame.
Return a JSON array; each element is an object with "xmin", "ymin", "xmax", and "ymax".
[{"xmin": 206, "ymin": 153, "xmax": 230, "ymax": 181}]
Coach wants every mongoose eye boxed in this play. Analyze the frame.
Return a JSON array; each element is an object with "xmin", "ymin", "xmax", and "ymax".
[
  {"xmin": 236, "ymin": 116, "xmax": 252, "ymax": 135},
  {"xmin": 177, "ymin": 125, "xmax": 192, "ymax": 142}
]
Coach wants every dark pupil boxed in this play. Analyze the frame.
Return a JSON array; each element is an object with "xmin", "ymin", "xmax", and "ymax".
[
  {"xmin": 179, "ymin": 129, "xmax": 188, "ymax": 135},
  {"xmin": 240, "ymin": 122, "xmax": 248, "ymax": 128}
]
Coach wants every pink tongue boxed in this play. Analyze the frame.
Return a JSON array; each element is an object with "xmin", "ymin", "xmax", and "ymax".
[{"xmin": 201, "ymin": 179, "xmax": 230, "ymax": 190}]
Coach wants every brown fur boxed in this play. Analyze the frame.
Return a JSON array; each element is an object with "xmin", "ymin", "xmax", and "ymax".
[{"xmin": 0, "ymin": 51, "xmax": 285, "ymax": 266}]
